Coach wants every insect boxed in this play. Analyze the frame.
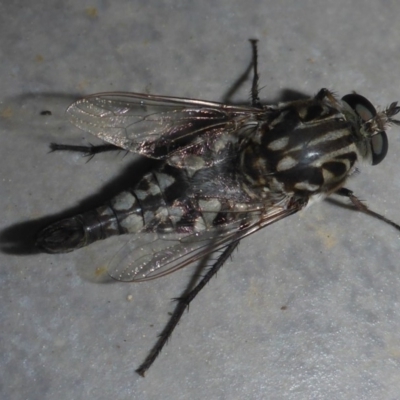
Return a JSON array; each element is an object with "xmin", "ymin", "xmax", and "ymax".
[{"xmin": 36, "ymin": 41, "xmax": 400, "ymax": 376}]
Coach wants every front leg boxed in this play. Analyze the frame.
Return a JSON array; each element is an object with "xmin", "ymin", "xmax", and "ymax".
[
  {"xmin": 336, "ymin": 187, "xmax": 400, "ymax": 231},
  {"xmin": 314, "ymin": 88, "xmax": 337, "ymax": 104}
]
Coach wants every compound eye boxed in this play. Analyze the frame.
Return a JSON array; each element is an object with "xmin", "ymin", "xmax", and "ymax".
[
  {"xmin": 341, "ymin": 93, "xmax": 377, "ymax": 121},
  {"xmin": 342, "ymin": 93, "xmax": 388, "ymax": 165},
  {"xmin": 370, "ymin": 131, "xmax": 388, "ymax": 165}
]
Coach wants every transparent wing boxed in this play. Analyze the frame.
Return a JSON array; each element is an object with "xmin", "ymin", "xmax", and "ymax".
[
  {"xmin": 66, "ymin": 92, "xmax": 260, "ymax": 159},
  {"xmin": 108, "ymin": 199, "xmax": 302, "ymax": 282}
]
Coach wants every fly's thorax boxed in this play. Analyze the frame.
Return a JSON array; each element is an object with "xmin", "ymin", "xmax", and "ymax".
[{"xmin": 240, "ymin": 96, "xmax": 363, "ymax": 198}]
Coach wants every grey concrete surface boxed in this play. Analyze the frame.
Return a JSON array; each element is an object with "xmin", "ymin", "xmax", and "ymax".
[{"xmin": 1, "ymin": 1, "xmax": 400, "ymax": 399}]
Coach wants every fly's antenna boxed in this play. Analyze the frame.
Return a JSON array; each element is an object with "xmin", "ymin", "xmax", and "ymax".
[
  {"xmin": 371, "ymin": 101, "xmax": 400, "ymax": 134},
  {"xmin": 384, "ymin": 101, "xmax": 400, "ymax": 126}
]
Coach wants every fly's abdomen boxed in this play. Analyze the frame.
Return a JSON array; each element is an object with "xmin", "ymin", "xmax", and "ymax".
[
  {"xmin": 36, "ymin": 167, "xmax": 191, "ymax": 253},
  {"xmin": 36, "ymin": 190, "xmax": 144, "ymax": 253}
]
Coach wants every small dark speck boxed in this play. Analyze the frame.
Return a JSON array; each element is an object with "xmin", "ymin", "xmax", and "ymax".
[
  {"xmin": 281, "ymin": 305, "xmax": 287, "ymax": 310},
  {"xmin": 40, "ymin": 110, "xmax": 52, "ymax": 116}
]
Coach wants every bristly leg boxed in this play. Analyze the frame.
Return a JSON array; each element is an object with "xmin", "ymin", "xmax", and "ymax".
[
  {"xmin": 49, "ymin": 143, "xmax": 121, "ymax": 155},
  {"xmin": 249, "ymin": 39, "xmax": 262, "ymax": 109},
  {"xmin": 136, "ymin": 240, "xmax": 240, "ymax": 377},
  {"xmin": 336, "ymin": 187, "xmax": 400, "ymax": 231}
]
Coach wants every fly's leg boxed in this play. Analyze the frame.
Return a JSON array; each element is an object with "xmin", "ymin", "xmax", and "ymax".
[
  {"xmin": 249, "ymin": 39, "xmax": 262, "ymax": 108},
  {"xmin": 314, "ymin": 88, "xmax": 338, "ymax": 104},
  {"xmin": 336, "ymin": 187, "xmax": 400, "ymax": 231},
  {"xmin": 49, "ymin": 143, "xmax": 120, "ymax": 155},
  {"xmin": 221, "ymin": 39, "xmax": 262, "ymax": 105},
  {"xmin": 136, "ymin": 240, "xmax": 240, "ymax": 377}
]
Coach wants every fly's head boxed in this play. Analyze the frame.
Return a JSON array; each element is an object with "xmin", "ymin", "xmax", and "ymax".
[{"xmin": 341, "ymin": 93, "xmax": 400, "ymax": 165}]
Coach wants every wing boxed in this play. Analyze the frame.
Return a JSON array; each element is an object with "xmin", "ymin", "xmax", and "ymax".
[
  {"xmin": 108, "ymin": 197, "xmax": 304, "ymax": 282},
  {"xmin": 66, "ymin": 92, "xmax": 261, "ymax": 160}
]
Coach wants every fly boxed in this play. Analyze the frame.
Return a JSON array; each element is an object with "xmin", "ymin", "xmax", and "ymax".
[{"xmin": 36, "ymin": 40, "xmax": 400, "ymax": 376}]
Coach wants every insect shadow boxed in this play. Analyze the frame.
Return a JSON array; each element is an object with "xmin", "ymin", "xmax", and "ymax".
[{"xmin": 0, "ymin": 150, "xmax": 157, "ymax": 258}]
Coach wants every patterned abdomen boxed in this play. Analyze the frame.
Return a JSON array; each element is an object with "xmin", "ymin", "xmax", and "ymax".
[{"xmin": 36, "ymin": 166, "xmax": 225, "ymax": 254}]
